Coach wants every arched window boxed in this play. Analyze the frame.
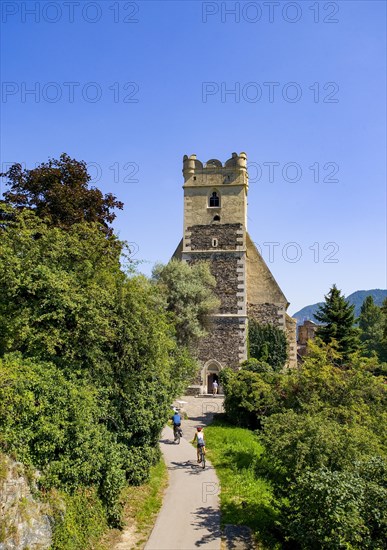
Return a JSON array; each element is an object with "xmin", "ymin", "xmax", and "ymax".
[
  {"xmin": 213, "ymin": 215, "xmax": 220, "ymax": 222},
  {"xmin": 209, "ymin": 191, "xmax": 220, "ymax": 208}
]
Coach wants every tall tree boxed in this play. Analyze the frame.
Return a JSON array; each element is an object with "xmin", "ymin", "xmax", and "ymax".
[
  {"xmin": 358, "ymin": 296, "xmax": 384, "ymax": 359},
  {"xmin": 0, "ymin": 153, "xmax": 123, "ymax": 235},
  {"xmin": 379, "ymin": 298, "xmax": 387, "ymax": 362},
  {"xmin": 152, "ymin": 259, "xmax": 220, "ymax": 347},
  {"xmin": 315, "ymin": 284, "xmax": 360, "ymax": 362}
]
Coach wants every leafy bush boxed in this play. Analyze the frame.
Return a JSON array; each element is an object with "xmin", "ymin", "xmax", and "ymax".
[
  {"xmin": 51, "ymin": 487, "xmax": 108, "ymax": 550},
  {"xmin": 0, "ymin": 354, "xmax": 126, "ymax": 525},
  {"xmin": 285, "ymin": 458, "xmax": 387, "ymax": 549},
  {"xmin": 261, "ymin": 408, "xmax": 384, "ymax": 478},
  {"xmin": 220, "ymin": 368, "xmax": 279, "ymax": 429}
]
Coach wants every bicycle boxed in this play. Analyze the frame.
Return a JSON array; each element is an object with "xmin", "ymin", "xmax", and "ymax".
[
  {"xmin": 173, "ymin": 424, "xmax": 183, "ymax": 444},
  {"xmin": 198, "ymin": 443, "xmax": 206, "ymax": 469}
]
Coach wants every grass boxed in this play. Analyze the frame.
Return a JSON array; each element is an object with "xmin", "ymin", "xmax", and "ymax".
[
  {"xmin": 205, "ymin": 417, "xmax": 283, "ymax": 549},
  {"xmin": 99, "ymin": 458, "xmax": 168, "ymax": 549}
]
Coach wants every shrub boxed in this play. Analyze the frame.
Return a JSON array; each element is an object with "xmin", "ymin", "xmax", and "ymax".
[
  {"xmin": 0, "ymin": 354, "xmax": 126, "ymax": 526},
  {"xmin": 285, "ymin": 458, "xmax": 387, "ymax": 549}
]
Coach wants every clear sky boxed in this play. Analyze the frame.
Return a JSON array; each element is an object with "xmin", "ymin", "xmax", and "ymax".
[{"xmin": 1, "ymin": 0, "xmax": 386, "ymax": 314}]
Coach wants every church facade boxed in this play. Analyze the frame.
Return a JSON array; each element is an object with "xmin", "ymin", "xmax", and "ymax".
[{"xmin": 173, "ymin": 152, "xmax": 297, "ymax": 394}]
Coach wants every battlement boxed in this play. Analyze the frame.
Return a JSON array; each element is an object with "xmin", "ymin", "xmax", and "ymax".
[{"xmin": 183, "ymin": 152, "xmax": 247, "ymax": 182}]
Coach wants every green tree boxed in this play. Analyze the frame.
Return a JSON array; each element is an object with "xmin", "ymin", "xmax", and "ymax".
[
  {"xmin": 358, "ymin": 296, "xmax": 384, "ymax": 359},
  {"xmin": 379, "ymin": 298, "xmax": 387, "ymax": 362},
  {"xmin": 314, "ymin": 284, "xmax": 360, "ymax": 362},
  {"xmin": 0, "ymin": 154, "xmax": 123, "ymax": 236},
  {"xmin": 0, "ymin": 205, "xmax": 123, "ymax": 373},
  {"xmin": 152, "ymin": 259, "xmax": 220, "ymax": 346},
  {"xmin": 248, "ymin": 320, "xmax": 288, "ymax": 371}
]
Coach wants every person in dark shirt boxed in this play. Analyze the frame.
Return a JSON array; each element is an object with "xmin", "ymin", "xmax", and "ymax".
[{"xmin": 172, "ymin": 410, "xmax": 182, "ymax": 439}]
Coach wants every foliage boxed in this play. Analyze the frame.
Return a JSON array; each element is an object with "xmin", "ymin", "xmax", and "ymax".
[
  {"xmin": 220, "ymin": 337, "xmax": 387, "ymax": 548},
  {"xmin": 51, "ymin": 487, "xmax": 108, "ymax": 550},
  {"xmin": 315, "ymin": 284, "xmax": 361, "ymax": 362},
  {"xmin": 261, "ymin": 408, "xmax": 385, "ymax": 478},
  {"xmin": 248, "ymin": 321, "xmax": 287, "ymax": 371},
  {"xmin": 241, "ymin": 358, "xmax": 274, "ymax": 373},
  {"xmin": 382, "ymin": 298, "xmax": 387, "ymax": 338},
  {"xmin": 0, "ymin": 153, "xmax": 123, "ymax": 236},
  {"xmin": 379, "ymin": 298, "xmax": 387, "ymax": 362},
  {"xmin": 220, "ymin": 367, "xmax": 280, "ymax": 429},
  {"xmin": 152, "ymin": 259, "xmax": 220, "ymax": 346},
  {"xmin": 358, "ymin": 295, "xmax": 386, "ymax": 361},
  {"xmin": 0, "ymin": 354, "xmax": 126, "ymax": 524},
  {"xmin": 0, "ymin": 200, "xmax": 202, "ymax": 542},
  {"xmin": 285, "ymin": 458, "xmax": 387, "ymax": 550},
  {"xmin": 0, "ymin": 205, "xmax": 123, "ymax": 374}
]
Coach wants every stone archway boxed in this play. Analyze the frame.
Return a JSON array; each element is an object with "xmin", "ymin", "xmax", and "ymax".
[{"xmin": 202, "ymin": 360, "xmax": 222, "ymax": 395}]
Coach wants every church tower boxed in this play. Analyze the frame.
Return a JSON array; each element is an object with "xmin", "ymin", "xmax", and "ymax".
[{"xmin": 173, "ymin": 152, "xmax": 297, "ymax": 394}]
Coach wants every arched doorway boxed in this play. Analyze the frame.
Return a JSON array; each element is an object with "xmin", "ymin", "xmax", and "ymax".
[{"xmin": 204, "ymin": 362, "xmax": 221, "ymax": 394}]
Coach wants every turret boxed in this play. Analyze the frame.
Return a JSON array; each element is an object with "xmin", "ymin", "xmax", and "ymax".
[{"xmin": 182, "ymin": 153, "xmax": 248, "ymax": 187}]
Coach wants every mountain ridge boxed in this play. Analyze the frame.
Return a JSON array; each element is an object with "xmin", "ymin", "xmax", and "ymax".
[{"xmin": 292, "ymin": 289, "xmax": 387, "ymax": 325}]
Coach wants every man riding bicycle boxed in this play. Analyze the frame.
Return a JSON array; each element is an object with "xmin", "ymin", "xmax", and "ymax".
[{"xmin": 172, "ymin": 409, "xmax": 182, "ymax": 439}]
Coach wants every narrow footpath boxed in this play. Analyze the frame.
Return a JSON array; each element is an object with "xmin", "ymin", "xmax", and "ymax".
[{"xmin": 145, "ymin": 397, "xmax": 223, "ymax": 550}]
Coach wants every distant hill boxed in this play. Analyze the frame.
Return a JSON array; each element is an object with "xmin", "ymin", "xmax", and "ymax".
[{"xmin": 293, "ymin": 289, "xmax": 387, "ymax": 325}]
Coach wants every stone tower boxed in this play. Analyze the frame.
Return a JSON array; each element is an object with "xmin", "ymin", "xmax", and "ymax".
[{"xmin": 173, "ymin": 152, "xmax": 297, "ymax": 394}]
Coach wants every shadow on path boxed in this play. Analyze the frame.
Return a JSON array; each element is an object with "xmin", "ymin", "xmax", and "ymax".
[{"xmin": 192, "ymin": 506, "xmax": 222, "ymax": 547}]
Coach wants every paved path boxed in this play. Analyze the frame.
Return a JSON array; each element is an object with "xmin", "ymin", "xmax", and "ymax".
[{"xmin": 145, "ymin": 397, "xmax": 224, "ymax": 550}]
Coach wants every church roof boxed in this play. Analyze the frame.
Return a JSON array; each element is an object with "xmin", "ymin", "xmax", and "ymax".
[{"xmin": 246, "ymin": 233, "xmax": 289, "ymax": 308}]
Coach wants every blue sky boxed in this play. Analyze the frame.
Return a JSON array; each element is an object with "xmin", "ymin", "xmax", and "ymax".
[{"xmin": 1, "ymin": 0, "xmax": 386, "ymax": 314}]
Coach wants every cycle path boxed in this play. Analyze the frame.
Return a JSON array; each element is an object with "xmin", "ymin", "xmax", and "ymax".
[{"xmin": 145, "ymin": 402, "xmax": 222, "ymax": 550}]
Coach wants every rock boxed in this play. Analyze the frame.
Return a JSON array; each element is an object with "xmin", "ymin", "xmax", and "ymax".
[{"xmin": 0, "ymin": 454, "xmax": 52, "ymax": 550}]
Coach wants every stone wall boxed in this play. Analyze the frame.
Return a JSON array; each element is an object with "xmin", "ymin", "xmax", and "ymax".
[
  {"xmin": 0, "ymin": 454, "xmax": 53, "ymax": 550},
  {"xmin": 285, "ymin": 313, "xmax": 298, "ymax": 368},
  {"xmin": 247, "ymin": 302, "xmax": 285, "ymax": 327},
  {"xmin": 188, "ymin": 252, "xmax": 242, "ymax": 314},
  {"xmin": 196, "ymin": 317, "xmax": 247, "ymax": 370},
  {"xmin": 187, "ymin": 223, "xmax": 243, "ymax": 251}
]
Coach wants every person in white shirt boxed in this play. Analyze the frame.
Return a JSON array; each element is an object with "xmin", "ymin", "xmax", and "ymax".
[{"xmin": 192, "ymin": 426, "xmax": 206, "ymax": 462}]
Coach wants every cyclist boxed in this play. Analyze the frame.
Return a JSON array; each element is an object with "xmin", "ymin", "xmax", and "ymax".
[
  {"xmin": 192, "ymin": 426, "xmax": 206, "ymax": 463},
  {"xmin": 172, "ymin": 409, "xmax": 182, "ymax": 440}
]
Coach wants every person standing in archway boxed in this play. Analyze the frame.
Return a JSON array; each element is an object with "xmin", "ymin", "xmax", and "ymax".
[{"xmin": 212, "ymin": 379, "xmax": 218, "ymax": 396}]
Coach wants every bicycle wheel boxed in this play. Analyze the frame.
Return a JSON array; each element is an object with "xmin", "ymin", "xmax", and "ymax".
[{"xmin": 201, "ymin": 447, "xmax": 206, "ymax": 469}]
